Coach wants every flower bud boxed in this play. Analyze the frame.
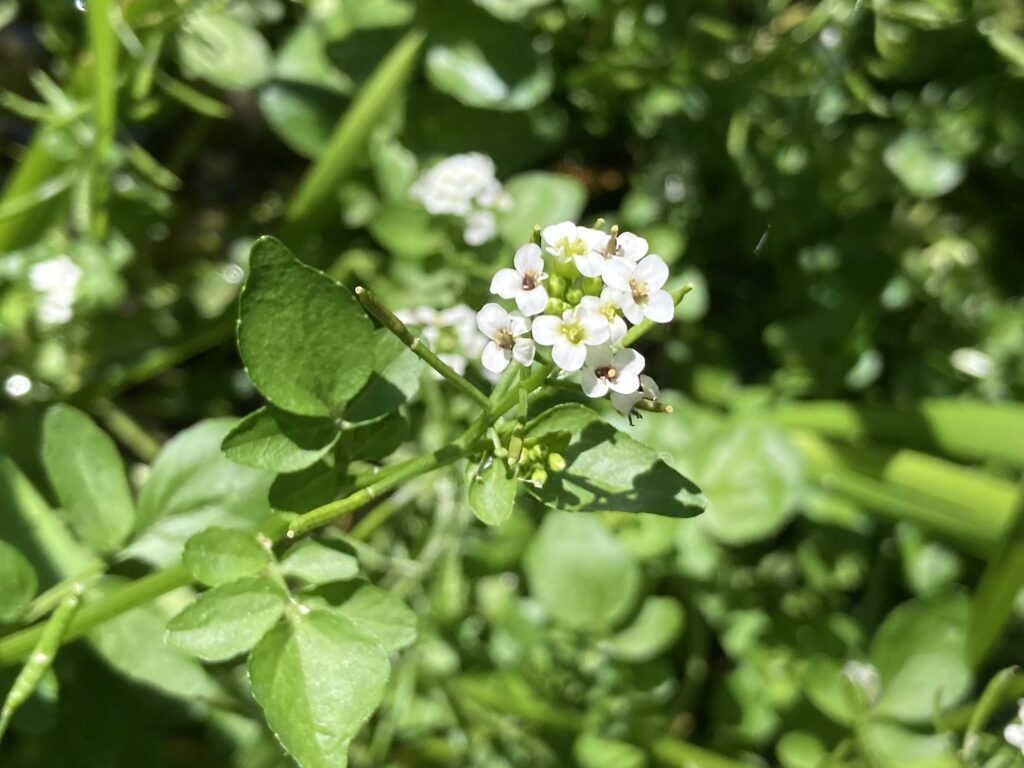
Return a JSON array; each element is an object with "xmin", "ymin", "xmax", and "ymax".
[
  {"xmin": 545, "ymin": 297, "xmax": 567, "ymax": 315},
  {"xmin": 547, "ymin": 275, "xmax": 567, "ymax": 299},
  {"xmin": 547, "ymin": 452, "xmax": 567, "ymax": 472},
  {"xmin": 582, "ymin": 277, "xmax": 603, "ymax": 296},
  {"xmin": 530, "ymin": 468, "xmax": 548, "ymax": 488},
  {"xmin": 565, "ymin": 288, "xmax": 583, "ymax": 306}
]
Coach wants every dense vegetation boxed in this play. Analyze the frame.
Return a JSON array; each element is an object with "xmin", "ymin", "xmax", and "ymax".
[{"xmin": 1, "ymin": 1, "xmax": 1023, "ymax": 767}]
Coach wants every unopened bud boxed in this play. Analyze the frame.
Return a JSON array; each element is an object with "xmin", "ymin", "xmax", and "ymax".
[
  {"xmin": 547, "ymin": 275, "xmax": 567, "ymax": 299},
  {"xmin": 530, "ymin": 468, "xmax": 548, "ymax": 487},
  {"xmin": 565, "ymin": 288, "xmax": 583, "ymax": 306},
  {"xmin": 545, "ymin": 298, "xmax": 567, "ymax": 315},
  {"xmin": 582, "ymin": 277, "xmax": 603, "ymax": 296},
  {"xmin": 547, "ymin": 452, "xmax": 566, "ymax": 472},
  {"xmin": 531, "ymin": 225, "xmax": 542, "ymax": 246}
]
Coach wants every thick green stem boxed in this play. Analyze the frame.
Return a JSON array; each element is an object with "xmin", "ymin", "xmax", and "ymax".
[
  {"xmin": 86, "ymin": 0, "xmax": 119, "ymax": 238},
  {"xmin": 355, "ymin": 286, "xmax": 490, "ymax": 410}
]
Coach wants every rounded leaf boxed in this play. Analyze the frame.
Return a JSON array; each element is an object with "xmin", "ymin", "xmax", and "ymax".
[{"xmin": 183, "ymin": 527, "xmax": 272, "ymax": 587}]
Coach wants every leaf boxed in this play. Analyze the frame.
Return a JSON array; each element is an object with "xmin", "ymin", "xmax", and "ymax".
[
  {"xmin": 41, "ymin": 404, "xmax": 135, "ymax": 553},
  {"xmin": 237, "ymin": 237, "xmax": 375, "ymax": 418},
  {"xmin": 859, "ymin": 722, "xmax": 958, "ymax": 768},
  {"xmin": 307, "ymin": 582, "xmax": 418, "ymax": 652},
  {"xmin": 0, "ymin": 539, "xmax": 37, "ymax": 622},
  {"xmin": 279, "ymin": 541, "xmax": 359, "ymax": 585},
  {"xmin": 525, "ymin": 405, "xmax": 706, "ymax": 518},
  {"xmin": 468, "ymin": 455, "xmax": 517, "ymax": 526},
  {"xmin": 248, "ymin": 610, "xmax": 391, "ymax": 768},
  {"xmin": 883, "ymin": 133, "xmax": 965, "ymax": 199},
  {"xmin": 182, "ymin": 527, "xmax": 272, "ymax": 587},
  {"xmin": 342, "ymin": 329, "xmax": 423, "ymax": 424},
  {"xmin": 269, "ymin": 461, "xmax": 342, "ymax": 514},
  {"xmin": 870, "ymin": 592, "xmax": 971, "ymax": 723},
  {"xmin": 497, "ymin": 172, "xmax": 588, "ymax": 245},
  {"xmin": 167, "ymin": 577, "xmax": 288, "ymax": 662},
  {"xmin": 221, "ymin": 406, "xmax": 340, "ymax": 473},
  {"xmin": 176, "ymin": 9, "xmax": 272, "ymax": 91},
  {"xmin": 524, "ymin": 511, "xmax": 640, "ymax": 630},
  {"xmin": 573, "ymin": 733, "xmax": 647, "ymax": 768},
  {"xmin": 343, "ymin": 412, "xmax": 410, "ymax": 462},
  {"xmin": 129, "ymin": 419, "xmax": 275, "ymax": 567},
  {"xmin": 605, "ymin": 596, "xmax": 685, "ymax": 663}
]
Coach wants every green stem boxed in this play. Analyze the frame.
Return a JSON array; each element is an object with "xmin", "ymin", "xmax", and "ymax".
[
  {"xmin": 91, "ymin": 399, "xmax": 161, "ymax": 463},
  {"xmin": 22, "ymin": 561, "xmax": 105, "ymax": 625},
  {"xmin": 87, "ymin": 0, "xmax": 119, "ymax": 239},
  {"xmin": 355, "ymin": 286, "xmax": 490, "ymax": 410},
  {"xmin": 650, "ymin": 737, "xmax": 749, "ymax": 768}
]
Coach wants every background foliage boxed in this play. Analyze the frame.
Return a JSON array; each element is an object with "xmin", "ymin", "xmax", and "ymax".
[{"xmin": 1, "ymin": 0, "xmax": 1023, "ymax": 766}]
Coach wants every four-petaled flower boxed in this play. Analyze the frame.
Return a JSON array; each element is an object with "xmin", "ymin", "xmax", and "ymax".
[
  {"xmin": 578, "ymin": 288, "xmax": 628, "ymax": 344},
  {"xmin": 576, "ymin": 227, "xmax": 649, "ymax": 278},
  {"xmin": 476, "ymin": 303, "xmax": 535, "ymax": 373},
  {"xmin": 532, "ymin": 307, "xmax": 609, "ymax": 371},
  {"xmin": 541, "ymin": 221, "xmax": 604, "ymax": 269},
  {"xmin": 603, "ymin": 254, "xmax": 674, "ymax": 324},
  {"xmin": 581, "ymin": 344, "xmax": 645, "ymax": 399},
  {"xmin": 490, "ymin": 243, "xmax": 550, "ymax": 316}
]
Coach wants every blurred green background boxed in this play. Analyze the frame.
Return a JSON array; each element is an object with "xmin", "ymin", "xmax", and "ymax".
[{"xmin": 1, "ymin": 0, "xmax": 1023, "ymax": 766}]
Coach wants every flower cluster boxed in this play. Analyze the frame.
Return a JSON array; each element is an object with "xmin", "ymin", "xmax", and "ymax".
[
  {"xmin": 28, "ymin": 255, "xmax": 82, "ymax": 326},
  {"xmin": 476, "ymin": 221, "xmax": 674, "ymax": 417},
  {"xmin": 410, "ymin": 153, "xmax": 511, "ymax": 246},
  {"xmin": 395, "ymin": 304, "xmax": 486, "ymax": 378}
]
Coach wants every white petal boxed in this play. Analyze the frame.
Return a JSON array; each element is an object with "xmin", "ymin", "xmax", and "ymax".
[
  {"xmin": 614, "ymin": 348, "xmax": 645, "ymax": 377},
  {"xmin": 553, "ymin": 339, "xmax": 586, "ymax": 372},
  {"xmin": 600, "ymin": 286, "xmax": 622, "ymax": 307},
  {"xmin": 635, "ymin": 254, "xmax": 669, "ymax": 289},
  {"xmin": 508, "ymin": 311, "xmax": 531, "ymax": 337},
  {"xmin": 619, "ymin": 296, "xmax": 644, "ymax": 325},
  {"xmin": 439, "ymin": 353, "xmax": 467, "ymax": 375},
  {"xmin": 578, "ymin": 295, "xmax": 602, "ymax": 314},
  {"xmin": 579, "ymin": 310, "xmax": 611, "ymax": 345},
  {"xmin": 476, "ymin": 303, "xmax": 509, "ymax": 338},
  {"xmin": 585, "ymin": 343, "xmax": 614, "ymax": 368},
  {"xmin": 481, "ymin": 342, "xmax": 510, "ymax": 373},
  {"xmin": 616, "ymin": 232, "xmax": 648, "ymax": 262},
  {"xmin": 580, "ymin": 368, "xmax": 608, "ymax": 398},
  {"xmin": 609, "ymin": 315, "xmax": 628, "ymax": 344},
  {"xmin": 609, "ymin": 371, "xmax": 640, "ymax": 394},
  {"xmin": 610, "ymin": 390, "xmax": 643, "ymax": 416},
  {"xmin": 514, "ymin": 243, "xmax": 544, "ymax": 274},
  {"xmin": 516, "ymin": 285, "xmax": 549, "ymax": 317},
  {"xmin": 541, "ymin": 221, "xmax": 576, "ymax": 250},
  {"xmin": 512, "ymin": 338, "xmax": 535, "ymax": 367},
  {"xmin": 531, "ymin": 315, "xmax": 562, "ymax": 346},
  {"xmin": 574, "ymin": 252, "xmax": 605, "ymax": 278},
  {"xmin": 640, "ymin": 375, "xmax": 659, "ymax": 399},
  {"xmin": 1006, "ymin": 724, "xmax": 1024, "ymax": 749},
  {"xmin": 644, "ymin": 289, "xmax": 675, "ymax": 323},
  {"xmin": 578, "ymin": 227, "xmax": 608, "ymax": 253},
  {"xmin": 602, "ymin": 259, "xmax": 633, "ymax": 291},
  {"xmin": 490, "ymin": 268, "xmax": 522, "ymax": 299}
]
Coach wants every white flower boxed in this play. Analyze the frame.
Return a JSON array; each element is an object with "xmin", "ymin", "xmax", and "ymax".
[
  {"xmin": 464, "ymin": 210, "xmax": 497, "ymax": 246},
  {"xmin": 581, "ymin": 344, "xmax": 645, "ymax": 398},
  {"xmin": 476, "ymin": 303, "xmax": 535, "ymax": 374},
  {"xmin": 1005, "ymin": 723, "xmax": 1024, "ymax": 753},
  {"xmin": 578, "ymin": 288, "xmax": 627, "ymax": 344},
  {"xmin": 610, "ymin": 374, "xmax": 660, "ymax": 416},
  {"xmin": 576, "ymin": 227, "xmax": 649, "ymax": 278},
  {"xmin": 541, "ymin": 221, "xmax": 604, "ymax": 269},
  {"xmin": 28, "ymin": 255, "xmax": 81, "ymax": 326},
  {"xmin": 531, "ymin": 306, "xmax": 609, "ymax": 372},
  {"xmin": 490, "ymin": 243, "xmax": 549, "ymax": 316},
  {"xmin": 410, "ymin": 153, "xmax": 501, "ymax": 217},
  {"xmin": 603, "ymin": 254, "xmax": 674, "ymax": 324}
]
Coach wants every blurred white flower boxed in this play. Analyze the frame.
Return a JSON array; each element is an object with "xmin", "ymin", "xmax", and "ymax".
[
  {"xmin": 532, "ymin": 306, "xmax": 609, "ymax": 372},
  {"xmin": 464, "ymin": 210, "xmax": 497, "ymax": 246},
  {"xmin": 410, "ymin": 152, "xmax": 508, "ymax": 246},
  {"xmin": 29, "ymin": 255, "xmax": 82, "ymax": 326},
  {"xmin": 398, "ymin": 303, "xmax": 486, "ymax": 376},
  {"xmin": 476, "ymin": 303, "xmax": 534, "ymax": 373},
  {"xmin": 578, "ymin": 288, "xmax": 627, "ymax": 344},
  {"xmin": 4, "ymin": 374, "xmax": 32, "ymax": 399},
  {"xmin": 541, "ymin": 221, "xmax": 604, "ymax": 268},
  {"xmin": 611, "ymin": 374, "xmax": 660, "ymax": 417},
  {"xmin": 950, "ymin": 347, "xmax": 993, "ymax": 379},
  {"xmin": 490, "ymin": 243, "xmax": 549, "ymax": 316},
  {"xmin": 603, "ymin": 254, "xmax": 674, "ymax": 324},
  {"xmin": 580, "ymin": 344, "xmax": 645, "ymax": 398}
]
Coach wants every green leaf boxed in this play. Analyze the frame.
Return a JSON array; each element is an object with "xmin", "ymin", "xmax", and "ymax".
[
  {"xmin": 342, "ymin": 328, "xmax": 423, "ymax": 424},
  {"xmin": 221, "ymin": 406, "xmax": 340, "ymax": 473},
  {"xmin": 367, "ymin": 204, "xmax": 446, "ymax": 260},
  {"xmin": 524, "ymin": 511, "xmax": 640, "ymax": 630},
  {"xmin": 859, "ymin": 722, "xmax": 958, "ymax": 768},
  {"xmin": 237, "ymin": 237, "xmax": 375, "ymax": 418},
  {"xmin": 343, "ymin": 412, "xmax": 410, "ymax": 462},
  {"xmin": 883, "ymin": 133, "xmax": 965, "ymax": 199},
  {"xmin": 167, "ymin": 576, "xmax": 288, "ymax": 662},
  {"xmin": 574, "ymin": 734, "xmax": 647, "ymax": 768},
  {"xmin": 776, "ymin": 731, "xmax": 827, "ymax": 768},
  {"xmin": 0, "ymin": 539, "xmax": 37, "ymax": 622},
  {"xmin": 280, "ymin": 541, "xmax": 359, "ymax": 585},
  {"xmin": 468, "ymin": 455, "xmax": 517, "ymax": 526},
  {"xmin": 308, "ymin": 582, "xmax": 418, "ymax": 652},
  {"xmin": 870, "ymin": 592, "xmax": 971, "ymax": 723},
  {"xmin": 497, "ymin": 172, "xmax": 588, "ymax": 245},
  {"xmin": 41, "ymin": 404, "xmax": 135, "ymax": 553},
  {"xmin": 176, "ymin": 9, "xmax": 272, "ymax": 91},
  {"xmin": 472, "ymin": 0, "xmax": 552, "ymax": 22},
  {"xmin": 525, "ymin": 405, "xmax": 706, "ymax": 518},
  {"xmin": 605, "ymin": 596, "xmax": 685, "ymax": 663},
  {"xmin": 269, "ymin": 461, "xmax": 342, "ymax": 514},
  {"xmin": 182, "ymin": 527, "xmax": 272, "ymax": 587},
  {"xmin": 248, "ymin": 609, "xmax": 391, "ymax": 768},
  {"xmin": 130, "ymin": 419, "xmax": 275, "ymax": 567}
]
